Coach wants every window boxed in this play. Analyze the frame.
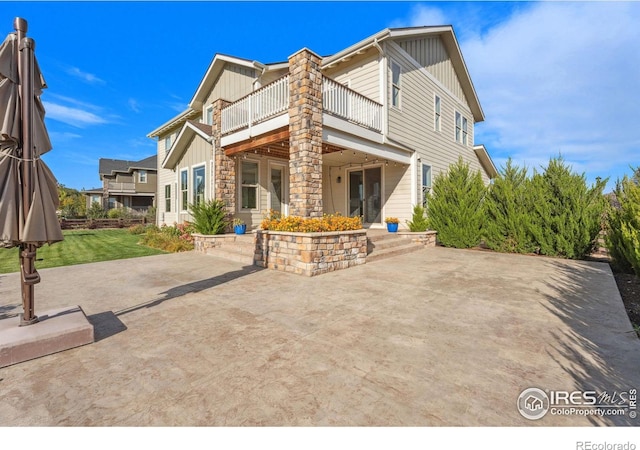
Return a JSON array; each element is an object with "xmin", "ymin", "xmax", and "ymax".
[
  {"xmin": 138, "ymin": 170, "xmax": 147, "ymax": 183},
  {"xmin": 462, "ymin": 116, "xmax": 468, "ymax": 145},
  {"xmin": 205, "ymin": 106, "xmax": 213, "ymax": 125},
  {"xmin": 164, "ymin": 184, "xmax": 171, "ymax": 212},
  {"xmin": 422, "ymin": 164, "xmax": 432, "ymax": 208},
  {"xmin": 193, "ymin": 166, "xmax": 205, "ymax": 206},
  {"xmin": 241, "ymin": 161, "xmax": 259, "ymax": 209},
  {"xmin": 434, "ymin": 96, "xmax": 441, "ymax": 131},
  {"xmin": 180, "ymin": 169, "xmax": 188, "ymax": 211},
  {"xmin": 164, "ymin": 135, "xmax": 172, "ymax": 152},
  {"xmin": 108, "ymin": 197, "xmax": 116, "ymax": 210},
  {"xmin": 391, "ymin": 61, "xmax": 401, "ymax": 108},
  {"xmin": 456, "ymin": 111, "xmax": 469, "ymax": 145}
]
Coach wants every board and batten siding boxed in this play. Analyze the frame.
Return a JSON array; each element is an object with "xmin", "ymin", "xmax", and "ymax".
[
  {"xmin": 398, "ymin": 36, "xmax": 468, "ymax": 108},
  {"xmin": 324, "ymin": 49, "xmax": 381, "ymax": 102},
  {"xmin": 322, "ymin": 164, "xmax": 346, "ymax": 216},
  {"xmin": 385, "ymin": 42, "xmax": 487, "ymax": 189},
  {"xmin": 383, "ymin": 163, "xmax": 412, "ymax": 224},
  {"xmin": 204, "ymin": 64, "xmax": 256, "ymax": 107},
  {"xmin": 156, "ymin": 124, "xmax": 187, "ymax": 226},
  {"xmin": 172, "ymin": 134, "xmax": 211, "ymax": 223}
]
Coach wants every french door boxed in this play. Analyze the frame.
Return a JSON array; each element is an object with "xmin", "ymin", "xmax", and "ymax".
[{"xmin": 348, "ymin": 166, "xmax": 382, "ymax": 224}]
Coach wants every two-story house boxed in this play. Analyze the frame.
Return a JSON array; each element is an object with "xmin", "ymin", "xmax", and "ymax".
[
  {"xmin": 148, "ymin": 26, "xmax": 497, "ymax": 229},
  {"xmin": 84, "ymin": 155, "xmax": 158, "ymax": 215}
]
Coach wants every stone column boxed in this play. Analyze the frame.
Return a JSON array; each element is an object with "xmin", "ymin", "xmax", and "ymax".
[
  {"xmin": 288, "ymin": 48, "xmax": 323, "ymax": 218},
  {"xmin": 212, "ymin": 98, "xmax": 235, "ymax": 215}
]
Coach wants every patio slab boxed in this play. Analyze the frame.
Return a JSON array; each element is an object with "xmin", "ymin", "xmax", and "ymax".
[{"xmin": 0, "ymin": 247, "xmax": 638, "ymax": 426}]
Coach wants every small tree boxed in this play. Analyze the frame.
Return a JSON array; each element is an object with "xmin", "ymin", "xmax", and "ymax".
[
  {"xmin": 406, "ymin": 204, "xmax": 429, "ymax": 232},
  {"xmin": 189, "ymin": 199, "xmax": 227, "ymax": 235},
  {"xmin": 86, "ymin": 201, "xmax": 107, "ymax": 219},
  {"xmin": 529, "ymin": 157, "xmax": 607, "ymax": 259},
  {"xmin": 606, "ymin": 171, "xmax": 640, "ymax": 275},
  {"xmin": 483, "ymin": 159, "xmax": 536, "ymax": 253},
  {"xmin": 427, "ymin": 157, "xmax": 486, "ymax": 248}
]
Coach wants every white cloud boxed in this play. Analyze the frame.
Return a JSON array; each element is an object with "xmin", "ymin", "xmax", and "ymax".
[
  {"xmin": 43, "ymin": 101, "xmax": 107, "ymax": 127},
  {"xmin": 389, "ymin": 4, "xmax": 448, "ymax": 28},
  {"xmin": 66, "ymin": 67, "xmax": 105, "ymax": 85},
  {"xmin": 128, "ymin": 98, "xmax": 141, "ymax": 113}
]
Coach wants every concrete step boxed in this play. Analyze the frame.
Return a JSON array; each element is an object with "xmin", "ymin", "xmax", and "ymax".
[
  {"xmin": 366, "ymin": 242, "xmax": 424, "ymax": 263},
  {"xmin": 367, "ymin": 236, "xmax": 410, "ymax": 253},
  {"xmin": 205, "ymin": 246, "xmax": 256, "ymax": 265}
]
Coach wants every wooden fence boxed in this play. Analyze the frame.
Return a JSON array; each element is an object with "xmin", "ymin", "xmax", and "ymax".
[{"xmin": 59, "ymin": 217, "xmax": 152, "ymax": 230}]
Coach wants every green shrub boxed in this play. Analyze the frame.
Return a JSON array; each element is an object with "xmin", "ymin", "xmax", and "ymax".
[
  {"xmin": 406, "ymin": 204, "xmax": 429, "ymax": 232},
  {"xmin": 107, "ymin": 208, "xmax": 131, "ymax": 219},
  {"xmin": 86, "ymin": 201, "xmax": 107, "ymax": 219},
  {"xmin": 128, "ymin": 224, "xmax": 152, "ymax": 235},
  {"xmin": 427, "ymin": 157, "xmax": 486, "ymax": 248},
  {"xmin": 483, "ymin": 159, "xmax": 537, "ymax": 254},
  {"xmin": 529, "ymin": 157, "xmax": 607, "ymax": 259},
  {"xmin": 189, "ymin": 200, "xmax": 228, "ymax": 235},
  {"xmin": 139, "ymin": 223, "xmax": 194, "ymax": 252},
  {"xmin": 606, "ymin": 172, "xmax": 640, "ymax": 275}
]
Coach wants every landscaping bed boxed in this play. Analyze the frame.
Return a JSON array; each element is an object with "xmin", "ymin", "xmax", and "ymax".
[{"xmin": 613, "ymin": 270, "xmax": 640, "ymax": 336}]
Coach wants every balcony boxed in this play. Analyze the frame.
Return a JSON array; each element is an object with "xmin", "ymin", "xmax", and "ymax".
[
  {"xmin": 107, "ymin": 182, "xmax": 136, "ymax": 193},
  {"xmin": 220, "ymin": 75, "xmax": 383, "ymax": 140}
]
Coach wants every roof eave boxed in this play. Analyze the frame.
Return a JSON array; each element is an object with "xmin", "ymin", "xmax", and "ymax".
[{"xmin": 147, "ymin": 109, "xmax": 199, "ymax": 138}]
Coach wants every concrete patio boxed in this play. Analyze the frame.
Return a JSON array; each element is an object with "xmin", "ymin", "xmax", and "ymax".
[{"xmin": 0, "ymin": 246, "xmax": 638, "ymax": 426}]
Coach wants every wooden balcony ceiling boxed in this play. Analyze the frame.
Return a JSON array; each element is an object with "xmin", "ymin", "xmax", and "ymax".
[{"xmin": 223, "ymin": 127, "xmax": 343, "ymax": 160}]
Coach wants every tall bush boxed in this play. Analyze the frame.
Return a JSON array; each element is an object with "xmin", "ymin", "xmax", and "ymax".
[
  {"xmin": 483, "ymin": 159, "xmax": 536, "ymax": 253},
  {"xmin": 189, "ymin": 199, "xmax": 227, "ymax": 235},
  {"xmin": 606, "ymin": 171, "xmax": 640, "ymax": 275},
  {"xmin": 529, "ymin": 157, "xmax": 607, "ymax": 259},
  {"xmin": 86, "ymin": 201, "xmax": 107, "ymax": 219},
  {"xmin": 427, "ymin": 157, "xmax": 486, "ymax": 248},
  {"xmin": 406, "ymin": 204, "xmax": 429, "ymax": 232}
]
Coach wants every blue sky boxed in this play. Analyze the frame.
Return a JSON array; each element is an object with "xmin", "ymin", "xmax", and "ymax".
[{"xmin": 3, "ymin": 1, "xmax": 639, "ymax": 192}]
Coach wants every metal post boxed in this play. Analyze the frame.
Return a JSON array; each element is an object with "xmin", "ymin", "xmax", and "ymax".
[{"xmin": 15, "ymin": 17, "xmax": 39, "ymax": 326}]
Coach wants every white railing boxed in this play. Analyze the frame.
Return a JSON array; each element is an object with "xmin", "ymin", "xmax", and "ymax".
[
  {"xmin": 322, "ymin": 77, "xmax": 382, "ymax": 133},
  {"xmin": 107, "ymin": 182, "xmax": 136, "ymax": 192},
  {"xmin": 221, "ymin": 75, "xmax": 289, "ymax": 135}
]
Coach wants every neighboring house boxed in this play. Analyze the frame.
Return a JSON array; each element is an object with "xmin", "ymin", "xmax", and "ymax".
[
  {"xmin": 148, "ymin": 26, "xmax": 497, "ymax": 229},
  {"xmin": 84, "ymin": 155, "xmax": 158, "ymax": 214}
]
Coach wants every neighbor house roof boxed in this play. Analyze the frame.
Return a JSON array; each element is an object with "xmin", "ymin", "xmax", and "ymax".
[{"xmin": 98, "ymin": 155, "xmax": 157, "ymax": 178}]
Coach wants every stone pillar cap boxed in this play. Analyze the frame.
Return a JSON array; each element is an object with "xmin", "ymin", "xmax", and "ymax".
[{"xmin": 288, "ymin": 47, "xmax": 322, "ymax": 61}]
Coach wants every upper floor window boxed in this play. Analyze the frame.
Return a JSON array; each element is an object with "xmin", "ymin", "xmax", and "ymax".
[
  {"xmin": 164, "ymin": 135, "xmax": 172, "ymax": 152},
  {"xmin": 391, "ymin": 61, "xmax": 401, "ymax": 108},
  {"xmin": 240, "ymin": 160, "xmax": 259, "ymax": 210},
  {"xmin": 434, "ymin": 96, "xmax": 441, "ymax": 131},
  {"xmin": 193, "ymin": 165, "xmax": 205, "ymax": 206},
  {"xmin": 138, "ymin": 170, "xmax": 147, "ymax": 183},
  {"xmin": 205, "ymin": 106, "xmax": 214, "ymax": 125},
  {"xmin": 455, "ymin": 111, "xmax": 468, "ymax": 145},
  {"xmin": 180, "ymin": 169, "xmax": 188, "ymax": 211}
]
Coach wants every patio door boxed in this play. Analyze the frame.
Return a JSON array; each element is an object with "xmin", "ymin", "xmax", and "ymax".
[
  {"xmin": 269, "ymin": 163, "xmax": 287, "ymax": 215},
  {"xmin": 348, "ymin": 166, "xmax": 382, "ymax": 224}
]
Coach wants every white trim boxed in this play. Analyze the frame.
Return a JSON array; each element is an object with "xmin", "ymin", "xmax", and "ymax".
[
  {"xmin": 162, "ymin": 121, "xmax": 213, "ymax": 169},
  {"xmin": 411, "ymin": 153, "xmax": 418, "ymax": 207},
  {"xmin": 220, "ymin": 114, "xmax": 289, "ymax": 148},
  {"xmin": 205, "ymin": 105, "xmax": 214, "ymax": 125},
  {"xmin": 191, "ymin": 163, "xmax": 207, "ymax": 205},
  {"xmin": 434, "ymin": 94, "xmax": 441, "ymax": 132},
  {"xmin": 179, "ymin": 168, "xmax": 189, "ymax": 212},
  {"xmin": 378, "ymin": 49, "xmax": 388, "ymax": 137},
  {"xmin": 322, "ymin": 125, "xmax": 411, "ymax": 165},
  {"xmin": 390, "ymin": 59, "xmax": 402, "ymax": 110}
]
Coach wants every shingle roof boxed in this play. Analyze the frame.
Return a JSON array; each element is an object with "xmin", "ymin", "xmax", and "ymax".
[
  {"xmin": 188, "ymin": 120, "xmax": 213, "ymax": 136},
  {"xmin": 98, "ymin": 155, "xmax": 157, "ymax": 177}
]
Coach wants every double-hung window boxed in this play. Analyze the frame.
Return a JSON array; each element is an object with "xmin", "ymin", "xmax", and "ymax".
[
  {"xmin": 164, "ymin": 184, "xmax": 171, "ymax": 212},
  {"xmin": 455, "ymin": 112, "xmax": 462, "ymax": 143},
  {"xmin": 391, "ymin": 61, "xmax": 401, "ymax": 108},
  {"xmin": 434, "ymin": 96, "xmax": 441, "ymax": 131},
  {"xmin": 241, "ymin": 161, "xmax": 258, "ymax": 210},
  {"xmin": 193, "ymin": 166, "xmax": 205, "ymax": 206},
  {"xmin": 180, "ymin": 169, "xmax": 188, "ymax": 211},
  {"xmin": 455, "ymin": 111, "xmax": 469, "ymax": 145},
  {"xmin": 138, "ymin": 170, "xmax": 147, "ymax": 183},
  {"xmin": 205, "ymin": 106, "xmax": 213, "ymax": 125},
  {"xmin": 462, "ymin": 116, "xmax": 468, "ymax": 145}
]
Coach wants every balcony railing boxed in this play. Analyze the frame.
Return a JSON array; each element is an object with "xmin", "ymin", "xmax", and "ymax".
[
  {"xmin": 220, "ymin": 74, "xmax": 383, "ymax": 136},
  {"xmin": 221, "ymin": 75, "xmax": 289, "ymax": 135},
  {"xmin": 322, "ymin": 78, "xmax": 382, "ymax": 132},
  {"xmin": 107, "ymin": 182, "xmax": 136, "ymax": 192}
]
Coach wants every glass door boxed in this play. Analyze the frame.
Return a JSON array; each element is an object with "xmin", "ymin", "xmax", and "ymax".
[
  {"xmin": 348, "ymin": 166, "xmax": 382, "ymax": 224},
  {"xmin": 269, "ymin": 165, "xmax": 285, "ymax": 214}
]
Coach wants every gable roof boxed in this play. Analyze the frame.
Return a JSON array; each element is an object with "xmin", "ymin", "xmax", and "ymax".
[
  {"xmin": 99, "ymin": 155, "xmax": 157, "ymax": 178},
  {"xmin": 162, "ymin": 120, "xmax": 213, "ymax": 169},
  {"xmin": 321, "ymin": 26, "xmax": 484, "ymax": 122}
]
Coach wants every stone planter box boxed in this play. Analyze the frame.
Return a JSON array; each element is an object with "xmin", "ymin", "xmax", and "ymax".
[
  {"xmin": 396, "ymin": 230, "xmax": 438, "ymax": 247},
  {"xmin": 256, "ymin": 229, "xmax": 367, "ymax": 276}
]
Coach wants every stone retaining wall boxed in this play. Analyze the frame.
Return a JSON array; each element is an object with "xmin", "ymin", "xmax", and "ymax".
[{"xmin": 397, "ymin": 230, "xmax": 438, "ymax": 247}]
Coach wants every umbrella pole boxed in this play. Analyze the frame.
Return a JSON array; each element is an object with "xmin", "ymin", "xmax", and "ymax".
[{"xmin": 15, "ymin": 17, "xmax": 39, "ymax": 326}]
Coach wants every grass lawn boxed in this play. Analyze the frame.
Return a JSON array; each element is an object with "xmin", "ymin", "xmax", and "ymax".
[{"xmin": 0, "ymin": 229, "xmax": 167, "ymax": 274}]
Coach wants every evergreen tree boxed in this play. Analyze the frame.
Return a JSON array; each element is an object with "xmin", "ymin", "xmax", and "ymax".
[
  {"xmin": 606, "ymin": 171, "xmax": 640, "ymax": 275},
  {"xmin": 529, "ymin": 157, "xmax": 607, "ymax": 259},
  {"xmin": 406, "ymin": 204, "xmax": 429, "ymax": 232},
  {"xmin": 483, "ymin": 159, "xmax": 536, "ymax": 253},
  {"xmin": 427, "ymin": 157, "xmax": 486, "ymax": 248}
]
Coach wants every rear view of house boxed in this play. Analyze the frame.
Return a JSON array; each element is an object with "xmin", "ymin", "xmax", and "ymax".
[{"xmin": 148, "ymin": 26, "xmax": 496, "ymax": 229}]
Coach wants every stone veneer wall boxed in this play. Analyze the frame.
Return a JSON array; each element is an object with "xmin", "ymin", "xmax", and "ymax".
[
  {"xmin": 397, "ymin": 230, "xmax": 438, "ymax": 247},
  {"xmin": 288, "ymin": 48, "xmax": 323, "ymax": 218},
  {"xmin": 256, "ymin": 230, "xmax": 367, "ymax": 276},
  {"xmin": 212, "ymin": 99, "xmax": 235, "ymax": 218}
]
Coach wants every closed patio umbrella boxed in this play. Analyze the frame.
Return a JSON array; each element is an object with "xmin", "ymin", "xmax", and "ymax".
[{"xmin": 0, "ymin": 18, "xmax": 63, "ymax": 325}]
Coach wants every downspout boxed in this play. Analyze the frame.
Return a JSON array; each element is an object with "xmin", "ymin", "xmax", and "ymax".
[{"xmin": 373, "ymin": 38, "xmax": 388, "ymax": 143}]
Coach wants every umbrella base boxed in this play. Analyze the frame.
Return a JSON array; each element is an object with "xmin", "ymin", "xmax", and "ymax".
[
  {"xmin": 0, "ymin": 305, "xmax": 94, "ymax": 368},
  {"xmin": 19, "ymin": 313, "xmax": 39, "ymax": 326}
]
